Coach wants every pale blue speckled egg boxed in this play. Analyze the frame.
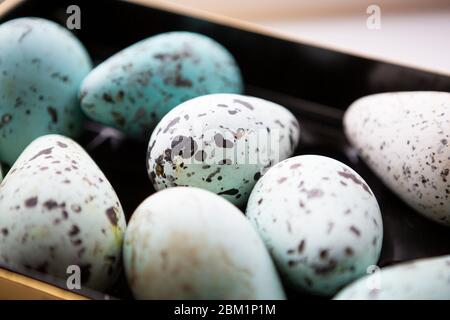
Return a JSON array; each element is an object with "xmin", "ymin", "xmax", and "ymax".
[
  {"xmin": 0, "ymin": 17, "xmax": 92, "ymax": 166},
  {"xmin": 246, "ymin": 155, "xmax": 383, "ymax": 296},
  {"xmin": 80, "ymin": 32, "xmax": 243, "ymax": 137}
]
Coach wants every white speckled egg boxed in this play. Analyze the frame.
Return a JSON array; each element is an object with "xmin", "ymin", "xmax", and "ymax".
[
  {"xmin": 0, "ymin": 17, "xmax": 92, "ymax": 166},
  {"xmin": 246, "ymin": 155, "xmax": 383, "ymax": 296},
  {"xmin": 0, "ymin": 135, "xmax": 126, "ymax": 291},
  {"xmin": 146, "ymin": 93, "xmax": 300, "ymax": 207},
  {"xmin": 334, "ymin": 255, "xmax": 450, "ymax": 300},
  {"xmin": 123, "ymin": 187, "xmax": 286, "ymax": 300},
  {"xmin": 344, "ymin": 91, "xmax": 450, "ymax": 226}
]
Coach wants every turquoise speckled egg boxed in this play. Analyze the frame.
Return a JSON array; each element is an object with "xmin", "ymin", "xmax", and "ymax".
[
  {"xmin": 80, "ymin": 31, "xmax": 243, "ymax": 137},
  {"xmin": 0, "ymin": 17, "xmax": 92, "ymax": 166}
]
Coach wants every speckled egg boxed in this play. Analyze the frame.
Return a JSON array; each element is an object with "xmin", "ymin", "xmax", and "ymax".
[
  {"xmin": 0, "ymin": 17, "xmax": 92, "ymax": 166},
  {"xmin": 146, "ymin": 93, "xmax": 300, "ymax": 207},
  {"xmin": 0, "ymin": 135, "xmax": 126, "ymax": 291},
  {"xmin": 123, "ymin": 187, "xmax": 286, "ymax": 299},
  {"xmin": 246, "ymin": 155, "xmax": 383, "ymax": 296},
  {"xmin": 80, "ymin": 31, "xmax": 243, "ymax": 137},
  {"xmin": 344, "ymin": 91, "xmax": 450, "ymax": 226},
  {"xmin": 334, "ymin": 255, "xmax": 450, "ymax": 300}
]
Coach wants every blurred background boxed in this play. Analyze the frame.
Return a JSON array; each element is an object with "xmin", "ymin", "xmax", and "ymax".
[{"xmin": 152, "ymin": 0, "xmax": 450, "ymax": 74}]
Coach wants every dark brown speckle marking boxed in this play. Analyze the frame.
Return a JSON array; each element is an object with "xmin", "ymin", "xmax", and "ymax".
[
  {"xmin": 349, "ymin": 226, "xmax": 361, "ymax": 237},
  {"xmin": 68, "ymin": 225, "xmax": 80, "ymax": 237},
  {"xmin": 43, "ymin": 200, "xmax": 60, "ymax": 210},
  {"xmin": 298, "ymin": 240, "xmax": 305, "ymax": 253},
  {"xmin": 337, "ymin": 169, "xmax": 372, "ymax": 196},
  {"xmin": 25, "ymin": 197, "xmax": 38, "ymax": 207},
  {"xmin": 106, "ymin": 207, "xmax": 118, "ymax": 226},
  {"xmin": 29, "ymin": 147, "xmax": 53, "ymax": 161}
]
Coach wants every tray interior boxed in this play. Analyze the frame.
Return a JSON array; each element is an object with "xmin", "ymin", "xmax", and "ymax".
[{"xmin": 1, "ymin": 0, "xmax": 450, "ymax": 300}]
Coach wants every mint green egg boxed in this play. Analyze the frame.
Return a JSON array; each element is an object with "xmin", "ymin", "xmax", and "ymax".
[
  {"xmin": 0, "ymin": 17, "xmax": 92, "ymax": 166},
  {"xmin": 79, "ymin": 32, "xmax": 243, "ymax": 137}
]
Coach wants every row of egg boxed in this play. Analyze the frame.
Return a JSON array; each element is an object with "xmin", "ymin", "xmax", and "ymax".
[
  {"xmin": 0, "ymin": 17, "xmax": 449, "ymax": 299},
  {"xmin": 1, "ymin": 132, "xmax": 448, "ymax": 299},
  {"xmin": 0, "ymin": 17, "xmax": 243, "ymax": 166}
]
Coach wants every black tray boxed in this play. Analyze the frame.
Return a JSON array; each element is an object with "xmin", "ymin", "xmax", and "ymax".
[{"xmin": 1, "ymin": 0, "xmax": 450, "ymax": 300}]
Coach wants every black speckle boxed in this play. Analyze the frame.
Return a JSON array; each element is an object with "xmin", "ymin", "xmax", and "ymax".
[
  {"xmin": 217, "ymin": 189, "xmax": 239, "ymax": 196},
  {"xmin": 47, "ymin": 106, "xmax": 58, "ymax": 123},
  {"xmin": 103, "ymin": 93, "xmax": 114, "ymax": 103}
]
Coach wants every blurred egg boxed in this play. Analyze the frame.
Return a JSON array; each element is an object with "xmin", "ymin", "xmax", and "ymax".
[
  {"xmin": 0, "ymin": 135, "xmax": 126, "ymax": 291},
  {"xmin": 123, "ymin": 187, "xmax": 286, "ymax": 299},
  {"xmin": 0, "ymin": 17, "xmax": 92, "ymax": 165},
  {"xmin": 80, "ymin": 32, "xmax": 243, "ymax": 137},
  {"xmin": 146, "ymin": 93, "xmax": 300, "ymax": 207},
  {"xmin": 344, "ymin": 91, "xmax": 450, "ymax": 226},
  {"xmin": 334, "ymin": 255, "xmax": 450, "ymax": 299},
  {"xmin": 246, "ymin": 155, "xmax": 383, "ymax": 296}
]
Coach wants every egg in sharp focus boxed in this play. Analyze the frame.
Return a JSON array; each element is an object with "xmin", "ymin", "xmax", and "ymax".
[
  {"xmin": 246, "ymin": 155, "xmax": 383, "ymax": 296},
  {"xmin": 0, "ymin": 17, "xmax": 92, "ymax": 166},
  {"xmin": 0, "ymin": 134, "xmax": 126, "ymax": 291},
  {"xmin": 334, "ymin": 255, "xmax": 450, "ymax": 300},
  {"xmin": 79, "ymin": 31, "xmax": 243, "ymax": 137},
  {"xmin": 123, "ymin": 187, "xmax": 286, "ymax": 300},
  {"xmin": 146, "ymin": 93, "xmax": 300, "ymax": 207},
  {"xmin": 344, "ymin": 91, "xmax": 450, "ymax": 226}
]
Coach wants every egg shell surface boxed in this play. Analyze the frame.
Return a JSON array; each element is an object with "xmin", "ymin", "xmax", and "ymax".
[
  {"xmin": 344, "ymin": 91, "xmax": 450, "ymax": 226},
  {"xmin": 0, "ymin": 134, "xmax": 126, "ymax": 291},
  {"xmin": 246, "ymin": 155, "xmax": 383, "ymax": 296},
  {"xmin": 123, "ymin": 187, "xmax": 286, "ymax": 300},
  {"xmin": 146, "ymin": 93, "xmax": 300, "ymax": 207},
  {"xmin": 334, "ymin": 255, "xmax": 450, "ymax": 300},
  {"xmin": 80, "ymin": 31, "xmax": 243, "ymax": 137},
  {"xmin": 0, "ymin": 17, "xmax": 92, "ymax": 165}
]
